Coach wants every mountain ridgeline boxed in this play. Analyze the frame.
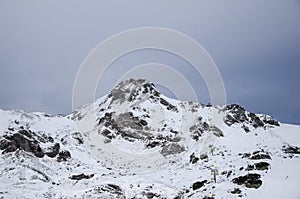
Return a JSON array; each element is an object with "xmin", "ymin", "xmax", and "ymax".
[{"xmin": 0, "ymin": 79, "xmax": 299, "ymax": 198}]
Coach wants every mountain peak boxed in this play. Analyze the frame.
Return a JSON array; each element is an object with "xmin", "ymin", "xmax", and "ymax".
[
  {"xmin": 0, "ymin": 79, "xmax": 299, "ymax": 198},
  {"xmin": 107, "ymin": 78, "xmax": 160, "ymax": 106}
]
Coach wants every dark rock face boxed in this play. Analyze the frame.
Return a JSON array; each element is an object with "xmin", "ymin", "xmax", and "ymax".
[
  {"xmin": 232, "ymin": 174, "xmax": 262, "ymax": 189},
  {"xmin": 105, "ymin": 184, "xmax": 122, "ymax": 193},
  {"xmin": 248, "ymin": 112, "xmax": 264, "ymax": 128},
  {"xmin": 98, "ymin": 112, "xmax": 114, "ymax": 126},
  {"xmin": 161, "ymin": 143, "xmax": 185, "ymax": 156},
  {"xmin": 140, "ymin": 119, "xmax": 148, "ymax": 126},
  {"xmin": 262, "ymin": 115, "xmax": 280, "ymax": 126},
  {"xmin": 223, "ymin": 104, "xmax": 280, "ymax": 131},
  {"xmin": 116, "ymin": 112, "xmax": 145, "ymax": 131},
  {"xmin": 189, "ymin": 122, "xmax": 223, "ymax": 141},
  {"xmin": 90, "ymin": 184, "xmax": 124, "ymax": 198},
  {"xmin": 45, "ymin": 143, "xmax": 60, "ymax": 158},
  {"xmin": 98, "ymin": 112, "xmax": 152, "ymax": 142},
  {"xmin": 241, "ymin": 150, "xmax": 271, "ymax": 160},
  {"xmin": 106, "ymin": 79, "xmax": 178, "ymax": 114},
  {"xmin": 107, "ymin": 79, "xmax": 160, "ymax": 105},
  {"xmin": 173, "ymin": 195, "xmax": 184, "ymax": 199},
  {"xmin": 192, "ymin": 180, "xmax": 207, "ymax": 190},
  {"xmin": 159, "ymin": 97, "xmax": 178, "ymax": 112},
  {"xmin": 246, "ymin": 165, "xmax": 255, "ymax": 171},
  {"xmin": 224, "ymin": 104, "xmax": 247, "ymax": 126},
  {"xmin": 72, "ymin": 132, "xmax": 84, "ymax": 145},
  {"xmin": 210, "ymin": 126, "xmax": 224, "ymax": 137},
  {"xmin": 70, "ymin": 173, "xmax": 94, "ymax": 180},
  {"xmin": 190, "ymin": 153, "xmax": 200, "ymax": 164},
  {"xmin": 143, "ymin": 192, "xmax": 160, "ymax": 198},
  {"xmin": 98, "ymin": 110, "xmax": 186, "ymax": 157},
  {"xmin": 283, "ymin": 145, "xmax": 300, "ymax": 154},
  {"xmin": 200, "ymin": 153, "xmax": 208, "ymax": 160},
  {"xmin": 249, "ymin": 152, "xmax": 271, "ymax": 160},
  {"xmin": 231, "ymin": 188, "xmax": 242, "ymax": 194},
  {"xmin": 221, "ymin": 170, "xmax": 233, "ymax": 178},
  {"xmin": 145, "ymin": 141, "xmax": 160, "ymax": 148},
  {"xmin": 242, "ymin": 124, "xmax": 250, "ymax": 133},
  {"xmin": 57, "ymin": 150, "xmax": 71, "ymax": 162},
  {"xmin": 189, "ymin": 122, "xmax": 208, "ymax": 141},
  {"xmin": 254, "ymin": 162, "xmax": 270, "ymax": 170},
  {"xmin": 0, "ymin": 130, "xmax": 70, "ymax": 161},
  {"xmin": 0, "ymin": 131, "xmax": 44, "ymax": 158},
  {"xmin": 246, "ymin": 162, "xmax": 270, "ymax": 171},
  {"xmin": 101, "ymin": 129, "xmax": 115, "ymax": 139}
]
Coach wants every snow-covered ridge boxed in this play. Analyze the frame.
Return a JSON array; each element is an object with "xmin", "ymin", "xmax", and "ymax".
[{"xmin": 0, "ymin": 79, "xmax": 300, "ymax": 199}]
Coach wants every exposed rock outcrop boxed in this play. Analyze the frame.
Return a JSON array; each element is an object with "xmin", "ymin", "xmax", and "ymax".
[{"xmin": 232, "ymin": 173, "xmax": 262, "ymax": 189}]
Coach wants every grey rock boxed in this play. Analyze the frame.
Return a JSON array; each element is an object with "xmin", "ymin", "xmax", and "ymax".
[{"xmin": 161, "ymin": 143, "xmax": 185, "ymax": 156}]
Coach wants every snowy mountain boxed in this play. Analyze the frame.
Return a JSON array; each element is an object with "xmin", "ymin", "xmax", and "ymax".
[{"xmin": 0, "ymin": 79, "xmax": 300, "ymax": 199}]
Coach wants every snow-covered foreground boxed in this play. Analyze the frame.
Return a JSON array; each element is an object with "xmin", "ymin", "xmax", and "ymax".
[{"xmin": 0, "ymin": 79, "xmax": 299, "ymax": 198}]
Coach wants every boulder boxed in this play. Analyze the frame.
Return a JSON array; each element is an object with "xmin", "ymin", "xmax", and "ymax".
[
  {"xmin": 192, "ymin": 180, "xmax": 207, "ymax": 190},
  {"xmin": 232, "ymin": 173, "xmax": 262, "ymax": 189},
  {"xmin": 70, "ymin": 173, "xmax": 94, "ymax": 180}
]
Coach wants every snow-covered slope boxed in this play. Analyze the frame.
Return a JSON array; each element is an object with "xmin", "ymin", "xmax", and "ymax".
[{"xmin": 0, "ymin": 79, "xmax": 299, "ymax": 198}]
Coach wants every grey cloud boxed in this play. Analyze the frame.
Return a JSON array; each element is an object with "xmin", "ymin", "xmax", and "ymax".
[{"xmin": 0, "ymin": 0, "xmax": 299, "ymax": 124}]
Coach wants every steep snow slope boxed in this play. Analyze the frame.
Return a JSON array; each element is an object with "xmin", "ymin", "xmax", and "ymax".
[{"xmin": 0, "ymin": 79, "xmax": 299, "ymax": 199}]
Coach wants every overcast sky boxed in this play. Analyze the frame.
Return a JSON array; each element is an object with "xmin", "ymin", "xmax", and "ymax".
[{"xmin": 0, "ymin": 0, "xmax": 299, "ymax": 124}]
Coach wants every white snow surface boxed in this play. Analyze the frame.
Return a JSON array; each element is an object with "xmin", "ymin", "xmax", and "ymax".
[{"xmin": 0, "ymin": 79, "xmax": 299, "ymax": 199}]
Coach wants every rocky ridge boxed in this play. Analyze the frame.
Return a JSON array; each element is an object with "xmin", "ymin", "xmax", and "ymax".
[{"xmin": 0, "ymin": 79, "xmax": 299, "ymax": 199}]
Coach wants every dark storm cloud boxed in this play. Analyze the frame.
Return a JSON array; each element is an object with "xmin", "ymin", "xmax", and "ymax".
[{"xmin": 0, "ymin": 0, "xmax": 299, "ymax": 124}]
